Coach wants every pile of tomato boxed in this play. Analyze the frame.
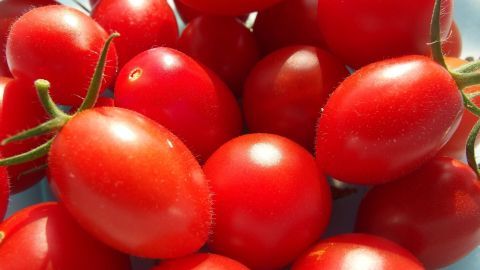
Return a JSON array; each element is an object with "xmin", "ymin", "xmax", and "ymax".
[{"xmin": 0, "ymin": 0, "xmax": 479, "ymax": 269}]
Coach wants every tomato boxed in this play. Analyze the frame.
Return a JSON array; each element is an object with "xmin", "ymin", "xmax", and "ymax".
[
  {"xmin": 0, "ymin": 202, "xmax": 132, "ymax": 269},
  {"xmin": 0, "ymin": 166, "xmax": 8, "ymax": 221},
  {"xmin": 176, "ymin": 0, "xmax": 284, "ymax": 16},
  {"xmin": 442, "ymin": 21, "xmax": 462, "ymax": 58},
  {"xmin": 317, "ymin": 0, "xmax": 453, "ymax": 68},
  {"xmin": 152, "ymin": 253, "xmax": 249, "ymax": 270},
  {"xmin": 178, "ymin": 16, "xmax": 260, "ymax": 96},
  {"xmin": 253, "ymin": 0, "xmax": 326, "ymax": 54},
  {"xmin": 92, "ymin": 0, "xmax": 178, "ymax": 69},
  {"xmin": 48, "ymin": 107, "xmax": 212, "ymax": 258},
  {"xmin": 356, "ymin": 157, "xmax": 480, "ymax": 269},
  {"xmin": 203, "ymin": 133, "xmax": 331, "ymax": 270},
  {"xmin": 315, "ymin": 55, "xmax": 462, "ymax": 184},
  {"xmin": 114, "ymin": 47, "xmax": 242, "ymax": 162},
  {"xmin": 173, "ymin": 0, "xmax": 249, "ymax": 23},
  {"xmin": 6, "ymin": 5, "xmax": 118, "ymax": 106},
  {"xmin": 243, "ymin": 46, "xmax": 349, "ymax": 151},
  {"xmin": 292, "ymin": 233, "xmax": 424, "ymax": 270}
]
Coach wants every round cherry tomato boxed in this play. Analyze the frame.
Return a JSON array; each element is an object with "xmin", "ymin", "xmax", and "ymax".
[
  {"xmin": 355, "ymin": 157, "xmax": 480, "ymax": 269},
  {"xmin": 292, "ymin": 233, "xmax": 425, "ymax": 270},
  {"xmin": 48, "ymin": 107, "xmax": 212, "ymax": 258},
  {"xmin": 92, "ymin": 0, "xmax": 178, "ymax": 69},
  {"xmin": 204, "ymin": 133, "xmax": 332, "ymax": 269},
  {"xmin": 0, "ymin": 166, "xmax": 8, "ymax": 221},
  {"xmin": 114, "ymin": 47, "xmax": 242, "ymax": 162},
  {"xmin": 178, "ymin": 16, "xmax": 260, "ymax": 96},
  {"xmin": 253, "ymin": 0, "xmax": 326, "ymax": 54},
  {"xmin": 6, "ymin": 5, "xmax": 118, "ymax": 106},
  {"xmin": 315, "ymin": 55, "xmax": 462, "ymax": 184},
  {"xmin": 243, "ymin": 46, "xmax": 349, "ymax": 151},
  {"xmin": 152, "ymin": 253, "xmax": 249, "ymax": 270},
  {"xmin": 177, "ymin": 0, "xmax": 283, "ymax": 16},
  {"xmin": 0, "ymin": 202, "xmax": 132, "ymax": 269},
  {"xmin": 317, "ymin": 0, "xmax": 453, "ymax": 68},
  {"xmin": 442, "ymin": 21, "xmax": 462, "ymax": 58}
]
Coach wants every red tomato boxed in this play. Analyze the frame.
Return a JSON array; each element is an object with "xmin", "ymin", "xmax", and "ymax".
[
  {"xmin": 114, "ymin": 47, "xmax": 242, "ymax": 162},
  {"xmin": 356, "ymin": 157, "xmax": 480, "ymax": 269},
  {"xmin": 253, "ymin": 0, "xmax": 326, "ymax": 54},
  {"xmin": 0, "ymin": 202, "xmax": 132, "ymax": 269},
  {"xmin": 177, "ymin": 0, "xmax": 283, "ymax": 16},
  {"xmin": 243, "ymin": 46, "xmax": 349, "ymax": 151},
  {"xmin": 204, "ymin": 133, "xmax": 331, "ymax": 270},
  {"xmin": 442, "ymin": 21, "xmax": 462, "ymax": 58},
  {"xmin": 92, "ymin": 0, "xmax": 178, "ymax": 69},
  {"xmin": 152, "ymin": 253, "xmax": 249, "ymax": 270},
  {"xmin": 292, "ymin": 234, "xmax": 424, "ymax": 270},
  {"xmin": 317, "ymin": 0, "xmax": 453, "ymax": 68},
  {"xmin": 0, "ymin": 166, "xmax": 8, "ymax": 221},
  {"xmin": 178, "ymin": 16, "xmax": 260, "ymax": 96},
  {"xmin": 48, "ymin": 107, "xmax": 212, "ymax": 258},
  {"xmin": 6, "ymin": 5, "xmax": 118, "ymax": 106},
  {"xmin": 315, "ymin": 55, "xmax": 462, "ymax": 184}
]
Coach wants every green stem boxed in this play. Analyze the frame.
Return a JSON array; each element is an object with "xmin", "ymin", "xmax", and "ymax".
[
  {"xmin": 430, "ymin": 0, "xmax": 446, "ymax": 69},
  {"xmin": 75, "ymin": 33, "xmax": 119, "ymax": 113},
  {"xmin": 1, "ymin": 118, "xmax": 67, "ymax": 146},
  {"xmin": 0, "ymin": 139, "xmax": 53, "ymax": 166},
  {"xmin": 467, "ymin": 119, "xmax": 480, "ymax": 177},
  {"xmin": 467, "ymin": 92, "xmax": 480, "ymax": 100},
  {"xmin": 35, "ymin": 79, "xmax": 71, "ymax": 119},
  {"xmin": 454, "ymin": 60, "xmax": 480, "ymax": 73},
  {"xmin": 72, "ymin": 0, "xmax": 91, "ymax": 14},
  {"xmin": 462, "ymin": 91, "xmax": 480, "ymax": 117},
  {"xmin": 452, "ymin": 72, "xmax": 480, "ymax": 90}
]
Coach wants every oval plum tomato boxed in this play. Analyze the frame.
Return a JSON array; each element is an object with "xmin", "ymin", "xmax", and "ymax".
[
  {"xmin": 6, "ymin": 5, "xmax": 118, "ymax": 106},
  {"xmin": 48, "ymin": 107, "xmax": 212, "ymax": 258},
  {"xmin": 0, "ymin": 202, "xmax": 132, "ymax": 270},
  {"xmin": 0, "ymin": 166, "xmax": 8, "ymax": 221},
  {"xmin": 317, "ymin": 0, "xmax": 453, "ymax": 68},
  {"xmin": 203, "ymin": 133, "xmax": 332, "ymax": 270},
  {"xmin": 315, "ymin": 55, "xmax": 462, "ymax": 184},
  {"xmin": 253, "ymin": 0, "xmax": 326, "ymax": 54},
  {"xmin": 92, "ymin": 0, "xmax": 178, "ymax": 69},
  {"xmin": 152, "ymin": 253, "xmax": 249, "ymax": 270},
  {"xmin": 0, "ymin": 79, "xmax": 50, "ymax": 193},
  {"xmin": 177, "ymin": 0, "xmax": 283, "ymax": 16},
  {"xmin": 243, "ymin": 46, "xmax": 349, "ymax": 151},
  {"xmin": 114, "ymin": 47, "xmax": 242, "ymax": 162},
  {"xmin": 355, "ymin": 157, "xmax": 480, "ymax": 269},
  {"xmin": 178, "ymin": 16, "xmax": 260, "ymax": 96},
  {"xmin": 442, "ymin": 21, "xmax": 462, "ymax": 58},
  {"xmin": 292, "ymin": 234, "xmax": 425, "ymax": 270}
]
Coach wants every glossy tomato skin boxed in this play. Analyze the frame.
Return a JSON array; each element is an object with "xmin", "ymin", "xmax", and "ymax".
[
  {"xmin": 152, "ymin": 253, "xmax": 249, "ymax": 270},
  {"xmin": 204, "ymin": 133, "xmax": 332, "ymax": 270},
  {"xmin": 48, "ymin": 107, "xmax": 212, "ymax": 259},
  {"xmin": 356, "ymin": 157, "xmax": 480, "ymax": 269},
  {"xmin": 0, "ymin": 166, "xmax": 8, "ymax": 221},
  {"xmin": 292, "ymin": 234, "xmax": 424, "ymax": 270},
  {"xmin": 92, "ymin": 0, "xmax": 178, "ymax": 69},
  {"xmin": 6, "ymin": 5, "xmax": 118, "ymax": 106},
  {"xmin": 178, "ymin": 16, "xmax": 260, "ymax": 96},
  {"xmin": 177, "ymin": 0, "xmax": 283, "ymax": 16},
  {"xmin": 243, "ymin": 46, "xmax": 349, "ymax": 151},
  {"xmin": 442, "ymin": 21, "xmax": 462, "ymax": 58},
  {"xmin": 0, "ymin": 202, "xmax": 132, "ymax": 270},
  {"xmin": 315, "ymin": 55, "xmax": 462, "ymax": 184},
  {"xmin": 317, "ymin": 0, "xmax": 453, "ymax": 68},
  {"xmin": 115, "ymin": 47, "xmax": 242, "ymax": 162}
]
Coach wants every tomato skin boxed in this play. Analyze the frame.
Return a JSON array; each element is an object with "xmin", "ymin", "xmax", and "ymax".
[
  {"xmin": 48, "ymin": 107, "xmax": 212, "ymax": 258},
  {"xmin": 0, "ymin": 202, "xmax": 132, "ymax": 270},
  {"xmin": 6, "ymin": 5, "xmax": 118, "ymax": 106},
  {"xmin": 177, "ymin": 0, "xmax": 284, "ymax": 16},
  {"xmin": 204, "ymin": 133, "xmax": 331, "ymax": 270},
  {"xmin": 92, "ymin": 0, "xmax": 178, "ymax": 69},
  {"xmin": 292, "ymin": 233, "xmax": 424, "ymax": 270},
  {"xmin": 315, "ymin": 55, "xmax": 462, "ymax": 184},
  {"xmin": 0, "ymin": 166, "xmax": 8, "ymax": 221},
  {"xmin": 115, "ymin": 47, "xmax": 242, "ymax": 162},
  {"xmin": 243, "ymin": 46, "xmax": 349, "ymax": 151},
  {"xmin": 356, "ymin": 157, "xmax": 480, "ymax": 269},
  {"xmin": 317, "ymin": 0, "xmax": 453, "ymax": 68},
  {"xmin": 442, "ymin": 21, "xmax": 462, "ymax": 58},
  {"xmin": 178, "ymin": 16, "xmax": 260, "ymax": 96},
  {"xmin": 152, "ymin": 253, "xmax": 249, "ymax": 270}
]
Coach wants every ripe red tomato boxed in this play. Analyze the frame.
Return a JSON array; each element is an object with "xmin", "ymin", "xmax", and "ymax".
[
  {"xmin": 177, "ymin": 0, "xmax": 284, "ymax": 16},
  {"xmin": 0, "ymin": 202, "xmax": 132, "ymax": 269},
  {"xmin": 243, "ymin": 46, "xmax": 349, "ymax": 151},
  {"xmin": 442, "ymin": 21, "xmax": 462, "ymax": 58},
  {"xmin": 292, "ymin": 234, "xmax": 425, "ymax": 270},
  {"xmin": 0, "ymin": 166, "xmax": 8, "ymax": 221},
  {"xmin": 152, "ymin": 253, "xmax": 249, "ymax": 270},
  {"xmin": 356, "ymin": 157, "xmax": 480, "ymax": 269},
  {"xmin": 173, "ymin": 0, "xmax": 249, "ymax": 23},
  {"xmin": 203, "ymin": 133, "xmax": 332, "ymax": 269},
  {"xmin": 6, "ymin": 5, "xmax": 118, "ymax": 106},
  {"xmin": 92, "ymin": 0, "xmax": 178, "ymax": 69},
  {"xmin": 48, "ymin": 107, "xmax": 212, "ymax": 258},
  {"xmin": 315, "ymin": 55, "xmax": 462, "ymax": 184},
  {"xmin": 317, "ymin": 0, "xmax": 453, "ymax": 68},
  {"xmin": 178, "ymin": 16, "xmax": 260, "ymax": 95},
  {"xmin": 114, "ymin": 47, "xmax": 242, "ymax": 161}
]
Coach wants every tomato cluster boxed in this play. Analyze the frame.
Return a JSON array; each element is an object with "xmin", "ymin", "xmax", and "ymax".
[{"xmin": 0, "ymin": 0, "xmax": 479, "ymax": 269}]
